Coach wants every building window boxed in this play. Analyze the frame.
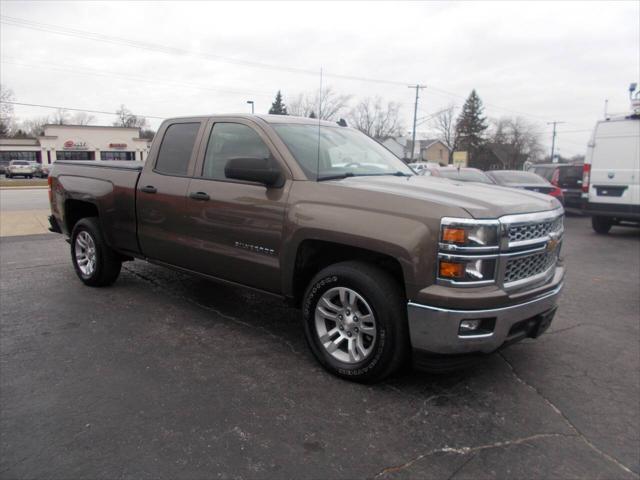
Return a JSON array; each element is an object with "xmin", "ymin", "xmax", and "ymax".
[
  {"xmin": 56, "ymin": 151, "xmax": 95, "ymax": 161},
  {"xmin": 100, "ymin": 151, "xmax": 136, "ymax": 161}
]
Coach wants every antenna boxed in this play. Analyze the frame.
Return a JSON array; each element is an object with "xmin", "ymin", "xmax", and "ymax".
[{"xmin": 316, "ymin": 67, "xmax": 323, "ymax": 181}]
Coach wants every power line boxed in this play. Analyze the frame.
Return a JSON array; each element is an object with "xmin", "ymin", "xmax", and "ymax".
[
  {"xmin": 1, "ymin": 59, "xmax": 275, "ymax": 98},
  {"xmin": 1, "ymin": 14, "xmax": 576, "ymax": 125},
  {"xmin": 0, "ymin": 101, "xmax": 166, "ymax": 120}
]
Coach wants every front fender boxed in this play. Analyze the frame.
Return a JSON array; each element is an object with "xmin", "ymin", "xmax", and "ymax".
[{"xmin": 281, "ymin": 202, "xmax": 437, "ymax": 299}]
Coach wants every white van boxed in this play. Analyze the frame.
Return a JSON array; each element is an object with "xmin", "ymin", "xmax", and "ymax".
[{"xmin": 582, "ymin": 110, "xmax": 640, "ymax": 234}]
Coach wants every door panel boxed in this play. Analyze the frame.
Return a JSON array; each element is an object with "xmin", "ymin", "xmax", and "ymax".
[
  {"xmin": 183, "ymin": 179, "xmax": 290, "ymax": 292},
  {"xmin": 180, "ymin": 120, "xmax": 291, "ymax": 293},
  {"xmin": 137, "ymin": 120, "xmax": 205, "ymax": 264}
]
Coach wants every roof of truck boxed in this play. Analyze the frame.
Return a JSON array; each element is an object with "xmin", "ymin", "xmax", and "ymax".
[{"xmin": 162, "ymin": 114, "xmax": 344, "ymax": 128}]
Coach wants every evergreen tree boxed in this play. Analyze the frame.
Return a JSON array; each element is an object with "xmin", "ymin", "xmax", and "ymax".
[
  {"xmin": 455, "ymin": 90, "xmax": 488, "ymax": 162},
  {"xmin": 268, "ymin": 90, "xmax": 288, "ymax": 115},
  {"xmin": 309, "ymin": 111, "xmax": 317, "ymax": 119}
]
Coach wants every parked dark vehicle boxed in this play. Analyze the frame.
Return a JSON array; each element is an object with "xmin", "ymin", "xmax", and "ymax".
[
  {"xmin": 431, "ymin": 167, "xmax": 495, "ymax": 184},
  {"xmin": 529, "ymin": 163, "xmax": 582, "ymax": 211},
  {"xmin": 486, "ymin": 170, "xmax": 564, "ymax": 205},
  {"xmin": 49, "ymin": 114, "xmax": 565, "ymax": 383}
]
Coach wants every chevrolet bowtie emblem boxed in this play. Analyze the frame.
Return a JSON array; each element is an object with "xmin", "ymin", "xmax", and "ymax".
[{"xmin": 546, "ymin": 237, "xmax": 559, "ymax": 253}]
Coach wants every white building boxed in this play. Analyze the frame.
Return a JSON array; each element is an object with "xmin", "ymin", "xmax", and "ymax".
[{"xmin": 0, "ymin": 124, "xmax": 151, "ymax": 169}]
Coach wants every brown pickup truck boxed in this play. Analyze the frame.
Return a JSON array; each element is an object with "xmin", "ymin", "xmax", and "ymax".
[{"xmin": 48, "ymin": 114, "xmax": 565, "ymax": 382}]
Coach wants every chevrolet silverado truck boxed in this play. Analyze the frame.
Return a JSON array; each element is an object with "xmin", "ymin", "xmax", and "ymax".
[{"xmin": 48, "ymin": 114, "xmax": 565, "ymax": 382}]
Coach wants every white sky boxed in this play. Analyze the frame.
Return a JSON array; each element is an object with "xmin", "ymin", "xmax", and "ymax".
[{"xmin": 1, "ymin": 0, "xmax": 638, "ymax": 156}]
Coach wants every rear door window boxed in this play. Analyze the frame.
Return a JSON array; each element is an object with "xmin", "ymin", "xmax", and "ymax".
[{"xmin": 155, "ymin": 122, "xmax": 200, "ymax": 176}]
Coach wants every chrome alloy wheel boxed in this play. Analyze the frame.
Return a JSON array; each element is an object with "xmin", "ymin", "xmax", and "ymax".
[
  {"xmin": 314, "ymin": 287, "xmax": 377, "ymax": 364},
  {"xmin": 75, "ymin": 231, "xmax": 97, "ymax": 277}
]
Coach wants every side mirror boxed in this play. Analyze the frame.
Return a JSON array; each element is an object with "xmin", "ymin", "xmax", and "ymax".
[{"xmin": 224, "ymin": 156, "xmax": 284, "ymax": 187}]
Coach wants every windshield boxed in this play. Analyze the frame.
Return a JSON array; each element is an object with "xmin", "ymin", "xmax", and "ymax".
[
  {"xmin": 438, "ymin": 169, "xmax": 493, "ymax": 183},
  {"xmin": 488, "ymin": 170, "xmax": 549, "ymax": 185},
  {"xmin": 273, "ymin": 124, "xmax": 414, "ymax": 180}
]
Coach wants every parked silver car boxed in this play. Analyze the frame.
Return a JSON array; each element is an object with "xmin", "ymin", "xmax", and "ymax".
[{"xmin": 5, "ymin": 160, "xmax": 37, "ymax": 179}]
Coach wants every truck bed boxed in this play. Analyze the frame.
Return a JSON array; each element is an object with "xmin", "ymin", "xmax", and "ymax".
[{"xmin": 51, "ymin": 161, "xmax": 143, "ymax": 254}]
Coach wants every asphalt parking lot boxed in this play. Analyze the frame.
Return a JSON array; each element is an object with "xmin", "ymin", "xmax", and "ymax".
[{"xmin": 1, "ymin": 214, "xmax": 639, "ymax": 479}]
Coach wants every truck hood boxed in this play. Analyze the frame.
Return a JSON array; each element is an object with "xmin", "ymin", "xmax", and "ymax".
[{"xmin": 334, "ymin": 175, "xmax": 561, "ymax": 218}]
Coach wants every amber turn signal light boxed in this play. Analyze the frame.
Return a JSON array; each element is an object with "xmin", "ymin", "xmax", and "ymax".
[
  {"xmin": 439, "ymin": 261, "xmax": 465, "ymax": 278},
  {"xmin": 442, "ymin": 227, "xmax": 467, "ymax": 244}
]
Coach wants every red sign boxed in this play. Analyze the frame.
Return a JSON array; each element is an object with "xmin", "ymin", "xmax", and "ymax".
[
  {"xmin": 63, "ymin": 140, "xmax": 88, "ymax": 150},
  {"xmin": 109, "ymin": 143, "xmax": 127, "ymax": 149}
]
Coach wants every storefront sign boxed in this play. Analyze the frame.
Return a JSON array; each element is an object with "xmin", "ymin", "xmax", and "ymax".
[
  {"xmin": 109, "ymin": 143, "xmax": 127, "ymax": 149},
  {"xmin": 63, "ymin": 140, "xmax": 88, "ymax": 150}
]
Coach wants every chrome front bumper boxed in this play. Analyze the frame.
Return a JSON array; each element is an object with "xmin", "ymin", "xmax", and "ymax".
[{"xmin": 407, "ymin": 283, "xmax": 563, "ymax": 355}]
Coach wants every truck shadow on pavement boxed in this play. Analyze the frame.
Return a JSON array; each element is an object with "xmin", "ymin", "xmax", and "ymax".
[{"xmin": 120, "ymin": 260, "xmax": 483, "ymax": 394}]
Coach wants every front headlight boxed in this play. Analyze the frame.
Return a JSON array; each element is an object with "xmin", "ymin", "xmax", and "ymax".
[
  {"xmin": 437, "ymin": 217, "xmax": 500, "ymax": 285},
  {"xmin": 439, "ymin": 218, "xmax": 500, "ymax": 250}
]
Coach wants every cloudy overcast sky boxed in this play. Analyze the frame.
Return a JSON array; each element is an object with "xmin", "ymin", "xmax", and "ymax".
[{"xmin": 1, "ymin": 1, "xmax": 638, "ymax": 156}]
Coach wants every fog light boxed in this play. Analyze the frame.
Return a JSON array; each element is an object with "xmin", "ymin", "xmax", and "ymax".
[{"xmin": 460, "ymin": 319, "xmax": 482, "ymax": 332}]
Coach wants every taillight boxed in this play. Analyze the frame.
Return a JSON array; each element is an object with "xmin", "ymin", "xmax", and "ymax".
[
  {"xmin": 582, "ymin": 164, "xmax": 591, "ymax": 193},
  {"xmin": 550, "ymin": 186, "xmax": 563, "ymax": 198},
  {"xmin": 551, "ymin": 168, "xmax": 560, "ymax": 186}
]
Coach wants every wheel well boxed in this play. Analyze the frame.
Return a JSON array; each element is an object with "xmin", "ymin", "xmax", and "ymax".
[
  {"xmin": 291, "ymin": 240, "xmax": 406, "ymax": 307},
  {"xmin": 65, "ymin": 200, "xmax": 99, "ymax": 233}
]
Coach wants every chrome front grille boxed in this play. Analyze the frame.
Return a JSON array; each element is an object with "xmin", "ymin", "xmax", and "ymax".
[
  {"xmin": 505, "ymin": 250, "xmax": 558, "ymax": 284},
  {"xmin": 508, "ymin": 216, "xmax": 563, "ymax": 244},
  {"xmin": 437, "ymin": 209, "xmax": 564, "ymax": 291}
]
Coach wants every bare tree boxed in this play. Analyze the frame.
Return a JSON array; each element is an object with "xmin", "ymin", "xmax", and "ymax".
[
  {"xmin": 0, "ymin": 84, "xmax": 15, "ymax": 136},
  {"xmin": 72, "ymin": 112, "xmax": 95, "ymax": 125},
  {"xmin": 51, "ymin": 108, "xmax": 70, "ymax": 125},
  {"xmin": 287, "ymin": 87, "xmax": 351, "ymax": 121},
  {"xmin": 113, "ymin": 104, "xmax": 149, "ymax": 129},
  {"xmin": 489, "ymin": 116, "xmax": 544, "ymax": 168},
  {"xmin": 430, "ymin": 104, "xmax": 458, "ymax": 162},
  {"xmin": 348, "ymin": 97, "xmax": 402, "ymax": 139},
  {"xmin": 22, "ymin": 116, "xmax": 49, "ymax": 137}
]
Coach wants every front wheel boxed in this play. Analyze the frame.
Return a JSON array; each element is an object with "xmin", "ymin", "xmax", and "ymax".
[
  {"xmin": 592, "ymin": 216, "xmax": 612, "ymax": 234},
  {"xmin": 71, "ymin": 217, "xmax": 122, "ymax": 286},
  {"xmin": 302, "ymin": 261, "xmax": 409, "ymax": 383}
]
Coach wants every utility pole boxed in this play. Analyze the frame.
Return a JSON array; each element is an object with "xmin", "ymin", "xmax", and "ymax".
[
  {"xmin": 408, "ymin": 85, "xmax": 426, "ymax": 161},
  {"xmin": 547, "ymin": 121, "xmax": 565, "ymax": 163}
]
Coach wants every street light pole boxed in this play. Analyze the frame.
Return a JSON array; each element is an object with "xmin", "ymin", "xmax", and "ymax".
[
  {"xmin": 246, "ymin": 100, "xmax": 255, "ymax": 114},
  {"xmin": 408, "ymin": 85, "xmax": 426, "ymax": 162}
]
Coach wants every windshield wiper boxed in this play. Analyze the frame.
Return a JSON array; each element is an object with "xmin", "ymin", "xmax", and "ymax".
[
  {"xmin": 317, "ymin": 172, "xmax": 356, "ymax": 182},
  {"xmin": 317, "ymin": 171, "xmax": 412, "ymax": 182}
]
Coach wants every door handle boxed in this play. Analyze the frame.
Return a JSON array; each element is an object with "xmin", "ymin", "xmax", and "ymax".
[
  {"xmin": 189, "ymin": 191, "xmax": 210, "ymax": 201},
  {"xmin": 141, "ymin": 185, "xmax": 157, "ymax": 194}
]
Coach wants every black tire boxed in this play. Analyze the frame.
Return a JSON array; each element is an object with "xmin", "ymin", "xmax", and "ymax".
[
  {"xmin": 70, "ymin": 217, "xmax": 122, "ymax": 286},
  {"xmin": 302, "ymin": 261, "xmax": 409, "ymax": 383},
  {"xmin": 592, "ymin": 216, "xmax": 612, "ymax": 234}
]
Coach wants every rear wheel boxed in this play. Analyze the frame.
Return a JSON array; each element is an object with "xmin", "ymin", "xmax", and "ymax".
[
  {"xmin": 71, "ymin": 217, "xmax": 122, "ymax": 286},
  {"xmin": 592, "ymin": 216, "xmax": 612, "ymax": 234},
  {"xmin": 302, "ymin": 261, "xmax": 409, "ymax": 383}
]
